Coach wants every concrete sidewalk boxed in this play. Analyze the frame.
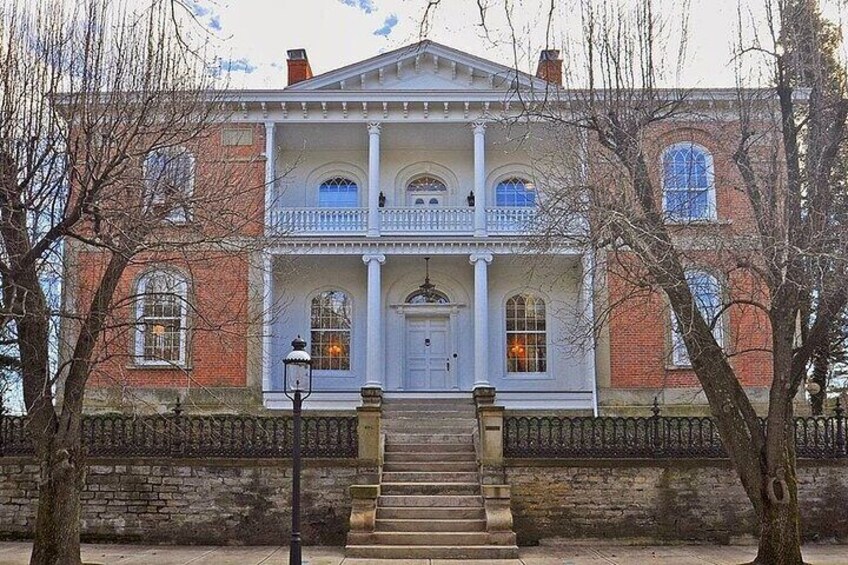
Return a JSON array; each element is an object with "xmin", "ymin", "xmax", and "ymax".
[{"xmin": 0, "ymin": 542, "xmax": 846, "ymax": 565}]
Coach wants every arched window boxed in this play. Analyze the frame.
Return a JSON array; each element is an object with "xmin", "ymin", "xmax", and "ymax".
[
  {"xmin": 496, "ymin": 178, "xmax": 536, "ymax": 207},
  {"xmin": 143, "ymin": 147, "xmax": 194, "ymax": 221},
  {"xmin": 662, "ymin": 143, "xmax": 716, "ymax": 221},
  {"xmin": 505, "ymin": 293, "xmax": 547, "ymax": 373},
  {"xmin": 134, "ymin": 270, "xmax": 189, "ymax": 366},
  {"xmin": 318, "ymin": 177, "xmax": 359, "ymax": 208},
  {"xmin": 405, "ymin": 288, "xmax": 450, "ymax": 304},
  {"xmin": 671, "ymin": 271, "xmax": 724, "ymax": 366},
  {"xmin": 310, "ymin": 291, "xmax": 351, "ymax": 370},
  {"xmin": 407, "ymin": 176, "xmax": 447, "ymax": 206}
]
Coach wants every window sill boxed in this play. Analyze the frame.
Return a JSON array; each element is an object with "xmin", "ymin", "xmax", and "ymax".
[
  {"xmin": 312, "ymin": 370, "xmax": 355, "ymax": 378},
  {"xmin": 127, "ymin": 363, "xmax": 191, "ymax": 371},
  {"xmin": 664, "ymin": 218, "xmax": 731, "ymax": 226},
  {"xmin": 505, "ymin": 372, "xmax": 553, "ymax": 379}
]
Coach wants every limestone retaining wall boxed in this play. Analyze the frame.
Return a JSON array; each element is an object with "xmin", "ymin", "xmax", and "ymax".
[
  {"xmin": 506, "ymin": 459, "xmax": 848, "ymax": 545},
  {"xmin": 0, "ymin": 457, "xmax": 363, "ymax": 545}
]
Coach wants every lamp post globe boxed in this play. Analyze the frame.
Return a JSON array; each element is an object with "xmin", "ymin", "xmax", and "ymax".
[{"xmin": 283, "ymin": 336, "xmax": 312, "ymax": 565}]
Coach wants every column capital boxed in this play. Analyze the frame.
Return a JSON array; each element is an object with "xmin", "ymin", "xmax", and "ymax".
[
  {"xmin": 471, "ymin": 120, "xmax": 487, "ymax": 135},
  {"xmin": 363, "ymin": 253, "xmax": 386, "ymax": 265},
  {"xmin": 264, "ymin": 121, "xmax": 276, "ymax": 130},
  {"xmin": 469, "ymin": 252, "xmax": 493, "ymax": 265},
  {"xmin": 367, "ymin": 122, "xmax": 382, "ymax": 135}
]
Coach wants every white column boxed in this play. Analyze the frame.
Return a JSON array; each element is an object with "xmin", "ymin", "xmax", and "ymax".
[
  {"xmin": 470, "ymin": 252, "xmax": 493, "ymax": 388},
  {"xmin": 367, "ymin": 122, "xmax": 382, "ymax": 237},
  {"xmin": 581, "ymin": 251, "xmax": 600, "ymax": 417},
  {"xmin": 262, "ymin": 253, "xmax": 273, "ymax": 393},
  {"xmin": 472, "ymin": 121, "xmax": 487, "ymax": 237},
  {"xmin": 264, "ymin": 122, "xmax": 276, "ymax": 235},
  {"xmin": 363, "ymin": 253, "xmax": 386, "ymax": 387}
]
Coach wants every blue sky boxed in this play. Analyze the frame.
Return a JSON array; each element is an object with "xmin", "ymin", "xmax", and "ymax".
[{"xmin": 182, "ymin": 0, "xmax": 848, "ymax": 90}]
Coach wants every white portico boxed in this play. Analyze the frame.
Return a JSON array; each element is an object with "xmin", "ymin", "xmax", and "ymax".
[{"xmin": 251, "ymin": 41, "xmax": 596, "ymax": 410}]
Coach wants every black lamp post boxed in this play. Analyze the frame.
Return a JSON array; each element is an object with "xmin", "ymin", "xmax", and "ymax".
[{"xmin": 283, "ymin": 336, "xmax": 313, "ymax": 565}]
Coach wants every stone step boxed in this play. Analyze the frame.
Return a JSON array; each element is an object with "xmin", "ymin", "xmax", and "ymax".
[
  {"xmin": 345, "ymin": 544, "xmax": 520, "ymax": 559},
  {"xmin": 385, "ymin": 432, "xmax": 474, "ymax": 444},
  {"xmin": 385, "ymin": 442, "xmax": 474, "ymax": 452},
  {"xmin": 383, "ymin": 452, "xmax": 476, "ymax": 463},
  {"xmin": 381, "ymin": 471, "xmax": 479, "ymax": 483},
  {"xmin": 379, "ymin": 494, "xmax": 483, "ymax": 508},
  {"xmin": 381, "ymin": 482, "xmax": 480, "ymax": 496},
  {"xmin": 350, "ymin": 531, "xmax": 503, "ymax": 546},
  {"xmin": 375, "ymin": 518, "xmax": 487, "ymax": 532},
  {"xmin": 377, "ymin": 506, "xmax": 486, "ymax": 520},
  {"xmin": 382, "ymin": 461, "xmax": 478, "ymax": 473},
  {"xmin": 382, "ymin": 421, "xmax": 477, "ymax": 431}
]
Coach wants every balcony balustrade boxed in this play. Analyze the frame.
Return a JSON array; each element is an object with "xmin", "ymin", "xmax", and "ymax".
[{"xmin": 271, "ymin": 206, "xmax": 539, "ymax": 236}]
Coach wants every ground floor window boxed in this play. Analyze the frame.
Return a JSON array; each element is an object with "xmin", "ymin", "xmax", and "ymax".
[
  {"xmin": 506, "ymin": 293, "xmax": 547, "ymax": 373},
  {"xmin": 134, "ymin": 270, "xmax": 188, "ymax": 366},
  {"xmin": 310, "ymin": 290, "xmax": 352, "ymax": 370}
]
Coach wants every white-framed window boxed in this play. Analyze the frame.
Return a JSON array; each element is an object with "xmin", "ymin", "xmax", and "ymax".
[
  {"xmin": 506, "ymin": 293, "xmax": 547, "ymax": 373},
  {"xmin": 407, "ymin": 175, "xmax": 447, "ymax": 207},
  {"xmin": 134, "ymin": 270, "xmax": 189, "ymax": 366},
  {"xmin": 310, "ymin": 290, "xmax": 351, "ymax": 371},
  {"xmin": 143, "ymin": 147, "xmax": 195, "ymax": 222},
  {"xmin": 318, "ymin": 177, "xmax": 359, "ymax": 208},
  {"xmin": 495, "ymin": 177, "xmax": 536, "ymax": 207},
  {"xmin": 671, "ymin": 271, "xmax": 724, "ymax": 367},
  {"xmin": 662, "ymin": 143, "xmax": 716, "ymax": 221}
]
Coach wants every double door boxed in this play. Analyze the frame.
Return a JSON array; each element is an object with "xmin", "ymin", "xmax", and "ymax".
[{"xmin": 405, "ymin": 315, "xmax": 455, "ymax": 390}]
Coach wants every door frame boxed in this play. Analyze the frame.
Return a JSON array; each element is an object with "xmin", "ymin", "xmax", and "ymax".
[{"xmin": 392, "ymin": 303, "xmax": 463, "ymax": 391}]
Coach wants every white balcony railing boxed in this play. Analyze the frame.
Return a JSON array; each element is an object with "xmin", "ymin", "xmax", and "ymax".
[
  {"xmin": 273, "ymin": 207, "xmax": 368, "ymax": 235},
  {"xmin": 270, "ymin": 206, "xmax": 540, "ymax": 236},
  {"xmin": 381, "ymin": 207, "xmax": 474, "ymax": 234},
  {"xmin": 486, "ymin": 207, "xmax": 537, "ymax": 234}
]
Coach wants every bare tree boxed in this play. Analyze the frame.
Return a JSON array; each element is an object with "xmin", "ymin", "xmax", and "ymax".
[
  {"xmin": 423, "ymin": 1, "xmax": 847, "ymax": 563},
  {"xmin": 0, "ymin": 1, "xmax": 268, "ymax": 563}
]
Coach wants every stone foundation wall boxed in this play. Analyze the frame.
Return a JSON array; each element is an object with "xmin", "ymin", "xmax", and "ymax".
[
  {"xmin": 0, "ymin": 457, "xmax": 364, "ymax": 545},
  {"xmin": 506, "ymin": 459, "xmax": 848, "ymax": 545}
]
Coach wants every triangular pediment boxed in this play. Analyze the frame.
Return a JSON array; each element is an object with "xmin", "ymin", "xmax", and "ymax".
[{"xmin": 286, "ymin": 41, "xmax": 547, "ymax": 92}]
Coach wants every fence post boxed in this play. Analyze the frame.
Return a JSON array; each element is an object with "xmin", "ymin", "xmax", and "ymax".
[
  {"xmin": 356, "ymin": 386, "xmax": 382, "ymax": 484},
  {"xmin": 474, "ymin": 387, "xmax": 504, "ymax": 481},
  {"xmin": 651, "ymin": 397, "xmax": 662, "ymax": 456},
  {"xmin": 0, "ymin": 388, "xmax": 5, "ymax": 458},
  {"xmin": 171, "ymin": 396, "xmax": 184, "ymax": 456},
  {"xmin": 835, "ymin": 398, "xmax": 845, "ymax": 458}
]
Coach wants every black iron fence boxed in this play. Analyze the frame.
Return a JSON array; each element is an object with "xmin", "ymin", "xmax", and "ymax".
[
  {"xmin": 0, "ymin": 412, "xmax": 358, "ymax": 459},
  {"xmin": 504, "ymin": 400, "xmax": 847, "ymax": 459}
]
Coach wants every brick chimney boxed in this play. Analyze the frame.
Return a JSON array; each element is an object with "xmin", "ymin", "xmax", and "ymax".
[
  {"xmin": 286, "ymin": 49, "xmax": 313, "ymax": 86},
  {"xmin": 536, "ymin": 49, "xmax": 562, "ymax": 86}
]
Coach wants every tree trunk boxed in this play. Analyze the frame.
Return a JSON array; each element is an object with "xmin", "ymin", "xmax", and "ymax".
[
  {"xmin": 751, "ymin": 439, "xmax": 804, "ymax": 565},
  {"xmin": 29, "ymin": 441, "xmax": 85, "ymax": 565}
]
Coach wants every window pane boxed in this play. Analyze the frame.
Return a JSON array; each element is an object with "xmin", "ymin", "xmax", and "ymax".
[
  {"xmin": 144, "ymin": 148, "xmax": 193, "ymax": 220},
  {"xmin": 407, "ymin": 176, "xmax": 447, "ymax": 192},
  {"xmin": 318, "ymin": 178, "xmax": 358, "ymax": 208},
  {"xmin": 496, "ymin": 178, "xmax": 536, "ymax": 207},
  {"xmin": 506, "ymin": 294, "xmax": 547, "ymax": 373},
  {"xmin": 310, "ymin": 291, "xmax": 351, "ymax": 370},
  {"xmin": 137, "ymin": 271, "xmax": 186, "ymax": 364},
  {"xmin": 663, "ymin": 145, "xmax": 713, "ymax": 221},
  {"xmin": 671, "ymin": 271, "xmax": 723, "ymax": 366}
]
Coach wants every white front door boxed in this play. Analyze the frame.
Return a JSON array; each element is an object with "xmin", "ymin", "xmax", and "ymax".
[{"xmin": 405, "ymin": 316, "xmax": 453, "ymax": 390}]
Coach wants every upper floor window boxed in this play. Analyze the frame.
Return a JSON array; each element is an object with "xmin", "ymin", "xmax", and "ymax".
[
  {"xmin": 662, "ymin": 143, "xmax": 716, "ymax": 221},
  {"xmin": 496, "ymin": 178, "xmax": 536, "ymax": 207},
  {"xmin": 318, "ymin": 177, "xmax": 359, "ymax": 208},
  {"xmin": 143, "ymin": 147, "xmax": 194, "ymax": 222},
  {"xmin": 134, "ymin": 270, "xmax": 189, "ymax": 366},
  {"xmin": 506, "ymin": 293, "xmax": 547, "ymax": 373},
  {"xmin": 671, "ymin": 270, "xmax": 724, "ymax": 367},
  {"xmin": 407, "ymin": 176, "xmax": 447, "ymax": 206},
  {"xmin": 310, "ymin": 290, "xmax": 351, "ymax": 371}
]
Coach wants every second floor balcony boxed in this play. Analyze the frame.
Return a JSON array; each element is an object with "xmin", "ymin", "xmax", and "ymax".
[{"xmin": 269, "ymin": 206, "xmax": 539, "ymax": 236}]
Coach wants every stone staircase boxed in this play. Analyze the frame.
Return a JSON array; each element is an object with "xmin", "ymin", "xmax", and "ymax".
[{"xmin": 346, "ymin": 398, "xmax": 519, "ymax": 559}]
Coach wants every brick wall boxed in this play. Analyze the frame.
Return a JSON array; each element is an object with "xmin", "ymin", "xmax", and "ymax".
[
  {"xmin": 507, "ymin": 459, "xmax": 848, "ymax": 544},
  {"xmin": 0, "ymin": 457, "xmax": 361, "ymax": 545},
  {"xmin": 588, "ymin": 119, "xmax": 776, "ymax": 393},
  {"xmin": 69, "ymin": 123, "xmax": 267, "ymax": 398}
]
